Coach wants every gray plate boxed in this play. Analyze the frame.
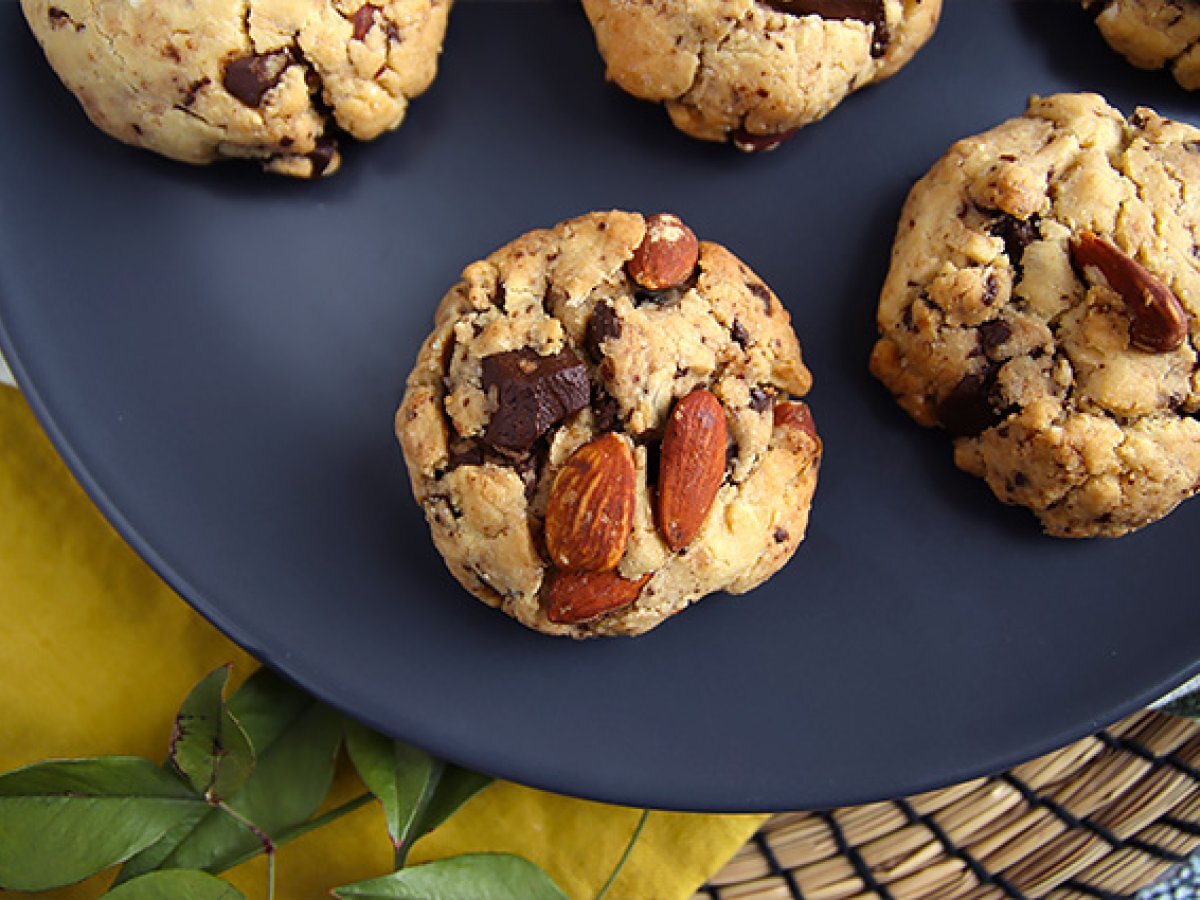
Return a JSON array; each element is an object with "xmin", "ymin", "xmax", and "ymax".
[{"xmin": 1, "ymin": 0, "xmax": 1198, "ymax": 811}]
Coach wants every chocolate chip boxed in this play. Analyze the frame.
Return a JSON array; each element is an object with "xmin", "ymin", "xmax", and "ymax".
[
  {"xmin": 726, "ymin": 438, "xmax": 740, "ymax": 471},
  {"xmin": 351, "ymin": 4, "xmax": 378, "ymax": 40},
  {"xmin": 730, "ymin": 126, "xmax": 800, "ymax": 153},
  {"xmin": 222, "ymin": 51, "xmax": 290, "ymax": 108},
  {"xmin": 307, "ymin": 136, "xmax": 338, "ymax": 178},
  {"xmin": 978, "ymin": 320, "xmax": 1012, "ymax": 355},
  {"xmin": 760, "ymin": 0, "xmax": 887, "ymax": 53},
  {"xmin": 937, "ymin": 365, "xmax": 1004, "ymax": 437},
  {"xmin": 632, "ymin": 286, "xmax": 685, "ymax": 307},
  {"xmin": 482, "ymin": 348, "xmax": 590, "ymax": 452},
  {"xmin": 746, "ymin": 280, "xmax": 773, "ymax": 313},
  {"xmin": 731, "ymin": 320, "xmax": 750, "ymax": 348},
  {"xmin": 773, "ymin": 528, "xmax": 790, "ymax": 543},
  {"xmin": 990, "ymin": 214, "xmax": 1039, "ymax": 273},
  {"xmin": 448, "ymin": 441, "xmax": 484, "ymax": 469},
  {"xmin": 592, "ymin": 386, "xmax": 622, "ymax": 433},
  {"xmin": 749, "ymin": 388, "xmax": 772, "ymax": 413},
  {"xmin": 585, "ymin": 302, "xmax": 622, "ymax": 363}
]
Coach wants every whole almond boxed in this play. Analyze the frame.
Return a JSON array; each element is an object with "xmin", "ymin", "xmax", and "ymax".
[
  {"xmin": 544, "ymin": 433, "xmax": 636, "ymax": 573},
  {"xmin": 545, "ymin": 570, "xmax": 651, "ymax": 624},
  {"xmin": 626, "ymin": 213, "xmax": 699, "ymax": 291},
  {"xmin": 656, "ymin": 390, "xmax": 728, "ymax": 552},
  {"xmin": 1069, "ymin": 232, "xmax": 1188, "ymax": 353},
  {"xmin": 773, "ymin": 400, "xmax": 818, "ymax": 441}
]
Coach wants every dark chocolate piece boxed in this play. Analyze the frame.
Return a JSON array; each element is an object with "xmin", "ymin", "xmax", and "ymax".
[
  {"xmin": 760, "ymin": 0, "xmax": 888, "ymax": 54},
  {"xmin": 585, "ymin": 302, "xmax": 622, "ymax": 362},
  {"xmin": 990, "ymin": 214, "xmax": 1040, "ymax": 273},
  {"xmin": 481, "ymin": 348, "xmax": 590, "ymax": 451},
  {"xmin": 222, "ymin": 52, "xmax": 290, "ymax": 108},
  {"xmin": 978, "ymin": 320, "xmax": 1012, "ymax": 355},
  {"xmin": 351, "ymin": 4, "xmax": 378, "ymax": 40},
  {"xmin": 937, "ymin": 365, "xmax": 1004, "ymax": 437}
]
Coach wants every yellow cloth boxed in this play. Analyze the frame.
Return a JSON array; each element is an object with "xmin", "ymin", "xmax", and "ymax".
[{"xmin": 0, "ymin": 387, "xmax": 766, "ymax": 899}]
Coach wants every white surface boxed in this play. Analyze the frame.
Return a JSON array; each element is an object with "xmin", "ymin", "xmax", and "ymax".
[{"xmin": 0, "ymin": 349, "xmax": 12, "ymax": 388}]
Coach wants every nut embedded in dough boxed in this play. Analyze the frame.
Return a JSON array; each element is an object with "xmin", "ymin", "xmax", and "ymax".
[{"xmin": 395, "ymin": 210, "xmax": 822, "ymax": 637}]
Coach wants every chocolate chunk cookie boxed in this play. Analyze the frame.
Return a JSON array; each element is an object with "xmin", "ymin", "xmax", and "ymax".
[
  {"xmin": 870, "ymin": 93, "xmax": 1200, "ymax": 538},
  {"xmin": 21, "ymin": 0, "xmax": 451, "ymax": 177},
  {"xmin": 581, "ymin": 0, "xmax": 941, "ymax": 150},
  {"xmin": 396, "ymin": 211, "xmax": 821, "ymax": 637},
  {"xmin": 1083, "ymin": 0, "xmax": 1200, "ymax": 90}
]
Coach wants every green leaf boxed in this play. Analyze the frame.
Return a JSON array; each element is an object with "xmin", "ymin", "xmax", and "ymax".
[
  {"xmin": 0, "ymin": 758, "xmax": 205, "ymax": 891},
  {"xmin": 1163, "ymin": 690, "xmax": 1200, "ymax": 720},
  {"xmin": 119, "ymin": 668, "xmax": 343, "ymax": 879},
  {"xmin": 345, "ymin": 721, "xmax": 441, "ymax": 859},
  {"xmin": 104, "ymin": 869, "xmax": 245, "ymax": 899},
  {"xmin": 417, "ymin": 765, "xmax": 492, "ymax": 837},
  {"xmin": 169, "ymin": 665, "xmax": 255, "ymax": 800},
  {"xmin": 345, "ymin": 722, "xmax": 492, "ymax": 864},
  {"xmin": 331, "ymin": 853, "xmax": 568, "ymax": 900}
]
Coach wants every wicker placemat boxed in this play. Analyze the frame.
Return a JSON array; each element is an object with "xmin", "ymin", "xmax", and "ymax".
[{"xmin": 702, "ymin": 709, "xmax": 1200, "ymax": 898}]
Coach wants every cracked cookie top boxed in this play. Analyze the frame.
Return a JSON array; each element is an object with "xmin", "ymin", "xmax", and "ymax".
[
  {"xmin": 21, "ymin": 0, "xmax": 451, "ymax": 177},
  {"xmin": 1083, "ymin": 0, "xmax": 1200, "ymax": 91},
  {"xmin": 870, "ymin": 93, "xmax": 1200, "ymax": 538},
  {"xmin": 396, "ymin": 211, "xmax": 822, "ymax": 637},
  {"xmin": 580, "ymin": 0, "xmax": 941, "ymax": 149}
]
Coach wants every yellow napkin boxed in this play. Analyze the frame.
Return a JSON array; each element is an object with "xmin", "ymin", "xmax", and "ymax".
[{"xmin": 0, "ymin": 387, "xmax": 766, "ymax": 899}]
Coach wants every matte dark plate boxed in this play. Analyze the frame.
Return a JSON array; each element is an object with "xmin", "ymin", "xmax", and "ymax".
[{"xmin": 2, "ymin": 0, "xmax": 1198, "ymax": 812}]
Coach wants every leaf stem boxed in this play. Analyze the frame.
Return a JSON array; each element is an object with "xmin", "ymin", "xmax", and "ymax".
[
  {"xmin": 216, "ymin": 793, "xmax": 374, "ymax": 873},
  {"xmin": 267, "ymin": 849, "xmax": 277, "ymax": 900},
  {"xmin": 216, "ymin": 799, "xmax": 275, "ymax": 855},
  {"xmin": 595, "ymin": 809, "xmax": 649, "ymax": 900}
]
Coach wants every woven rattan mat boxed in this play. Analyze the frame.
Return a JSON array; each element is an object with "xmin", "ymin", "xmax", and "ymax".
[{"xmin": 702, "ymin": 709, "xmax": 1200, "ymax": 899}]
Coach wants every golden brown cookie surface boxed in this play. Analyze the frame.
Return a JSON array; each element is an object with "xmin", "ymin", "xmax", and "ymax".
[
  {"xmin": 1083, "ymin": 0, "xmax": 1200, "ymax": 90},
  {"xmin": 581, "ymin": 0, "xmax": 941, "ymax": 148},
  {"xmin": 396, "ymin": 211, "xmax": 821, "ymax": 637},
  {"xmin": 21, "ymin": 0, "xmax": 451, "ymax": 176},
  {"xmin": 871, "ymin": 93, "xmax": 1200, "ymax": 538}
]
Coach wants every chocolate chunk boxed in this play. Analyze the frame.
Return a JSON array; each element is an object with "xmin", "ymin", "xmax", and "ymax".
[
  {"xmin": 307, "ymin": 136, "xmax": 339, "ymax": 178},
  {"xmin": 482, "ymin": 348, "xmax": 590, "ymax": 452},
  {"xmin": 746, "ymin": 280, "xmax": 774, "ymax": 313},
  {"xmin": 592, "ymin": 386, "xmax": 622, "ymax": 433},
  {"xmin": 730, "ymin": 126, "xmax": 800, "ymax": 154},
  {"xmin": 749, "ymin": 388, "xmax": 772, "ymax": 413},
  {"xmin": 761, "ymin": 0, "xmax": 882, "ymax": 21},
  {"xmin": 223, "ymin": 52, "xmax": 290, "ymax": 108},
  {"xmin": 585, "ymin": 302, "xmax": 622, "ymax": 363},
  {"xmin": 773, "ymin": 528, "xmax": 790, "ymax": 543},
  {"xmin": 448, "ymin": 440, "xmax": 485, "ymax": 469},
  {"xmin": 351, "ymin": 4, "xmax": 378, "ymax": 40},
  {"xmin": 731, "ymin": 320, "xmax": 750, "ymax": 348},
  {"xmin": 990, "ymin": 214, "xmax": 1039, "ymax": 272},
  {"xmin": 937, "ymin": 365, "xmax": 1004, "ymax": 437},
  {"xmin": 760, "ymin": 0, "xmax": 887, "ymax": 54},
  {"xmin": 632, "ymin": 286, "xmax": 686, "ymax": 307},
  {"xmin": 978, "ymin": 320, "xmax": 1012, "ymax": 355}
]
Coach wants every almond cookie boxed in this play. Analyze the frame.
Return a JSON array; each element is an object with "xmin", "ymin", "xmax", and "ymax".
[
  {"xmin": 396, "ymin": 211, "xmax": 822, "ymax": 637},
  {"xmin": 870, "ymin": 93, "xmax": 1200, "ymax": 538},
  {"xmin": 581, "ymin": 0, "xmax": 941, "ymax": 150},
  {"xmin": 1083, "ymin": 0, "xmax": 1200, "ymax": 90},
  {"xmin": 21, "ymin": 0, "xmax": 451, "ymax": 177}
]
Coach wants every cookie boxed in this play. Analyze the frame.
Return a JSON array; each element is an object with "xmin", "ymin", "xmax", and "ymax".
[
  {"xmin": 1083, "ymin": 0, "xmax": 1200, "ymax": 90},
  {"xmin": 870, "ymin": 93, "xmax": 1200, "ymax": 538},
  {"xmin": 581, "ymin": 0, "xmax": 942, "ymax": 150},
  {"xmin": 21, "ymin": 0, "xmax": 451, "ymax": 177},
  {"xmin": 396, "ymin": 211, "xmax": 821, "ymax": 637}
]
